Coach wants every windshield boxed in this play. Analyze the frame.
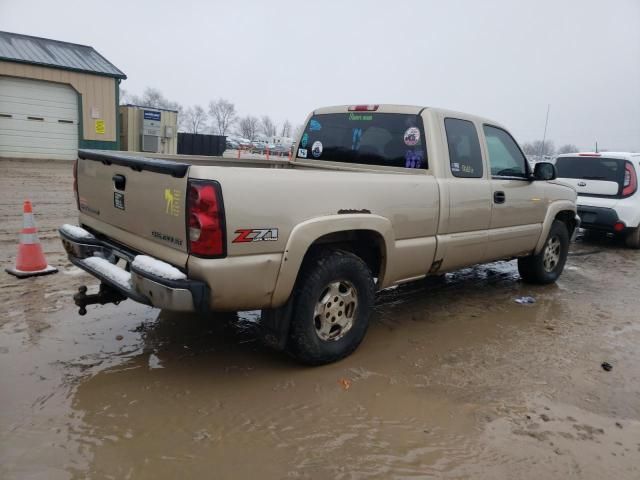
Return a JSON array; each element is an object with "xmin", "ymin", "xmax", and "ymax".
[
  {"xmin": 296, "ymin": 112, "xmax": 428, "ymax": 169},
  {"xmin": 555, "ymin": 157, "xmax": 624, "ymax": 183}
]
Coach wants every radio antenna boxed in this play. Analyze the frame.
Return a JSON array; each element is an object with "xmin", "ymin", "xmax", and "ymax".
[{"xmin": 539, "ymin": 104, "xmax": 550, "ymax": 160}]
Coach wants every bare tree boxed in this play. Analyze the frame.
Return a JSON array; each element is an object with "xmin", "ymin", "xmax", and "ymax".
[
  {"xmin": 208, "ymin": 98, "xmax": 237, "ymax": 135},
  {"xmin": 123, "ymin": 87, "xmax": 186, "ymax": 131},
  {"xmin": 119, "ymin": 87, "xmax": 131, "ymax": 105},
  {"xmin": 260, "ymin": 115, "xmax": 278, "ymax": 137},
  {"xmin": 557, "ymin": 144, "xmax": 579, "ymax": 154},
  {"xmin": 533, "ymin": 140, "xmax": 555, "ymax": 157},
  {"xmin": 183, "ymin": 105, "xmax": 208, "ymax": 134},
  {"xmin": 129, "ymin": 87, "xmax": 179, "ymax": 110},
  {"xmin": 293, "ymin": 124, "xmax": 305, "ymax": 141},
  {"xmin": 238, "ymin": 115, "xmax": 260, "ymax": 140},
  {"xmin": 280, "ymin": 119, "xmax": 292, "ymax": 138},
  {"xmin": 522, "ymin": 140, "xmax": 555, "ymax": 158},
  {"xmin": 521, "ymin": 142, "xmax": 536, "ymax": 156}
]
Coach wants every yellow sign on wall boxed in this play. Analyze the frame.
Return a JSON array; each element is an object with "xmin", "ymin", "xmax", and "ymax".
[{"xmin": 95, "ymin": 119, "xmax": 105, "ymax": 134}]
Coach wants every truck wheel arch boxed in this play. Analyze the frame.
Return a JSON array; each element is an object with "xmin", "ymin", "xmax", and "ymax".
[
  {"xmin": 270, "ymin": 214, "xmax": 393, "ymax": 307},
  {"xmin": 534, "ymin": 201, "xmax": 579, "ymax": 254}
]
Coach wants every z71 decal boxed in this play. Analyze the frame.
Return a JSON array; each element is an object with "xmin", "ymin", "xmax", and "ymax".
[{"xmin": 233, "ymin": 228, "xmax": 279, "ymax": 243}]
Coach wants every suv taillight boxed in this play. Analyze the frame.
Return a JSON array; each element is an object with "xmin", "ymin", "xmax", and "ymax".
[
  {"xmin": 73, "ymin": 159, "xmax": 79, "ymax": 209},
  {"xmin": 622, "ymin": 161, "xmax": 637, "ymax": 198},
  {"xmin": 187, "ymin": 180, "xmax": 226, "ymax": 257}
]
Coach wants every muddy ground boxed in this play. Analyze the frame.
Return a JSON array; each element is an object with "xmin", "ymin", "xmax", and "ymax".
[{"xmin": 1, "ymin": 160, "xmax": 639, "ymax": 479}]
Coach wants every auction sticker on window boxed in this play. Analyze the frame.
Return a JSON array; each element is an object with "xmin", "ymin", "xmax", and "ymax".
[
  {"xmin": 403, "ymin": 127, "xmax": 420, "ymax": 146},
  {"xmin": 298, "ymin": 148, "xmax": 308, "ymax": 158},
  {"xmin": 311, "ymin": 141, "xmax": 323, "ymax": 158}
]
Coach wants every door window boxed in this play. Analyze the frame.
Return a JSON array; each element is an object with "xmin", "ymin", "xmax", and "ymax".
[
  {"xmin": 444, "ymin": 118, "xmax": 483, "ymax": 178},
  {"xmin": 483, "ymin": 125, "xmax": 528, "ymax": 178}
]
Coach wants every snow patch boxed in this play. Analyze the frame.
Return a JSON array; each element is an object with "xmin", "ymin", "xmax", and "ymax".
[
  {"xmin": 60, "ymin": 224, "xmax": 95, "ymax": 240},
  {"xmin": 132, "ymin": 255, "xmax": 187, "ymax": 281},
  {"xmin": 83, "ymin": 256, "xmax": 131, "ymax": 290}
]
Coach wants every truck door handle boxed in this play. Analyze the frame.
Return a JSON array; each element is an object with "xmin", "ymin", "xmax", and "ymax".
[
  {"xmin": 112, "ymin": 174, "xmax": 126, "ymax": 191},
  {"xmin": 494, "ymin": 191, "xmax": 506, "ymax": 204}
]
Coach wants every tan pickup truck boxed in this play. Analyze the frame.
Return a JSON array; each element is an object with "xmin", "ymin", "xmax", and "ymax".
[{"xmin": 60, "ymin": 104, "xmax": 579, "ymax": 364}]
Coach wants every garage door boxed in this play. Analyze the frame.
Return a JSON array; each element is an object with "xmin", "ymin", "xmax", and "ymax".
[{"xmin": 0, "ymin": 76, "xmax": 79, "ymax": 160}]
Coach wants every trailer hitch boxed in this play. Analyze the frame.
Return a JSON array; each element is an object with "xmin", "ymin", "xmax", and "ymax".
[{"xmin": 74, "ymin": 284, "xmax": 127, "ymax": 315}]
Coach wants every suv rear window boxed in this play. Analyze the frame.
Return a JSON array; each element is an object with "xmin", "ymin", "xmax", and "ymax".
[
  {"xmin": 555, "ymin": 157, "xmax": 623, "ymax": 183},
  {"xmin": 296, "ymin": 113, "xmax": 428, "ymax": 169}
]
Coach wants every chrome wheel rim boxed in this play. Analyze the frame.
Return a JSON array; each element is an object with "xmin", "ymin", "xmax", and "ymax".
[
  {"xmin": 543, "ymin": 236, "xmax": 561, "ymax": 272},
  {"xmin": 313, "ymin": 280, "xmax": 358, "ymax": 341}
]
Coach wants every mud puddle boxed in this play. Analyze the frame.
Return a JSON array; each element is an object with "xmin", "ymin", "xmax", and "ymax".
[{"xmin": 1, "ymin": 161, "xmax": 640, "ymax": 479}]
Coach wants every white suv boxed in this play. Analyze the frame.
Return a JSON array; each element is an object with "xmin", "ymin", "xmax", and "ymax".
[{"xmin": 555, "ymin": 152, "xmax": 640, "ymax": 248}]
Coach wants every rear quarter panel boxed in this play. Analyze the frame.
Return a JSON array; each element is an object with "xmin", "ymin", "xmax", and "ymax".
[{"xmin": 187, "ymin": 165, "xmax": 440, "ymax": 309}]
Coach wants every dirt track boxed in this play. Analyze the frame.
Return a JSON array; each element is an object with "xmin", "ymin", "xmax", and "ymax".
[{"xmin": 1, "ymin": 160, "xmax": 639, "ymax": 479}]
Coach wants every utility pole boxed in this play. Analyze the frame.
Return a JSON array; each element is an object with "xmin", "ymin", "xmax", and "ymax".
[{"xmin": 539, "ymin": 104, "xmax": 550, "ymax": 160}]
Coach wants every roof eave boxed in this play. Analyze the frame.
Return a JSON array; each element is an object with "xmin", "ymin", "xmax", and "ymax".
[{"xmin": 0, "ymin": 56, "xmax": 127, "ymax": 80}]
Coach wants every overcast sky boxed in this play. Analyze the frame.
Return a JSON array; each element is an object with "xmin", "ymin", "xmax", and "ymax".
[{"xmin": 2, "ymin": 0, "xmax": 639, "ymax": 150}]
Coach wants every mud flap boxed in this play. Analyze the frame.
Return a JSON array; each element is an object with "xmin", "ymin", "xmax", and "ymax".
[{"xmin": 259, "ymin": 298, "xmax": 294, "ymax": 351}]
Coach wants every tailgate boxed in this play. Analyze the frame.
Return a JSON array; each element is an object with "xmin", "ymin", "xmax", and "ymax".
[{"xmin": 76, "ymin": 150, "xmax": 190, "ymax": 266}]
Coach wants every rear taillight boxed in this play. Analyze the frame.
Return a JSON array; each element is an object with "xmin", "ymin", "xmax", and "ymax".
[
  {"xmin": 622, "ymin": 161, "xmax": 637, "ymax": 198},
  {"xmin": 187, "ymin": 180, "xmax": 226, "ymax": 257},
  {"xmin": 73, "ymin": 159, "xmax": 79, "ymax": 209}
]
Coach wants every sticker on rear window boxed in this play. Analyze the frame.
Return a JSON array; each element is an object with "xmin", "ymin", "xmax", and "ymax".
[
  {"xmin": 405, "ymin": 150, "xmax": 424, "ymax": 169},
  {"xmin": 309, "ymin": 119, "xmax": 322, "ymax": 131},
  {"xmin": 404, "ymin": 127, "xmax": 421, "ymax": 146},
  {"xmin": 298, "ymin": 148, "xmax": 308, "ymax": 158},
  {"xmin": 301, "ymin": 133, "xmax": 309, "ymax": 148},
  {"xmin": 312, "ymin": 141, "xmax": 323, "ymax": 158}
]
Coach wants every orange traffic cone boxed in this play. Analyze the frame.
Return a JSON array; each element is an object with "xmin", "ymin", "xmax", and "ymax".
[{"xmin": 5, "ymin": 200, "xmax": 58, "ymax": 278}]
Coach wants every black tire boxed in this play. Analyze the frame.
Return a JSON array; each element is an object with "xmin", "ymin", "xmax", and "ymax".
[
  {"xmin": 287, "ymin": 250, "xmax": 375, "ymax": 365},
  {"xmin": 518, "ymin": 220, "xmax": 569, "ymax": 284},
  {"xmin": 625, "ymin": 227, "xmax": 640, "ymax": 249}
]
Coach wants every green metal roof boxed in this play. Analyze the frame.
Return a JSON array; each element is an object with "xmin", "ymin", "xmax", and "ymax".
[{"xmin": 0, "ymin": 31, "xmax": 126, "ymax": 79}]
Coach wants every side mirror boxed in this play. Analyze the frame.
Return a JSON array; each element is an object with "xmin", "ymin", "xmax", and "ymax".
[{"xmin": 533, "ymin": 162, "xmax": 556, "ymax": 181}]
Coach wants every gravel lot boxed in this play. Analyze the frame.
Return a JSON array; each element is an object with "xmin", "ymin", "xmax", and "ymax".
[{"xmin": 1, "ymin": 160, "xmax": 639, "ymax": 479}]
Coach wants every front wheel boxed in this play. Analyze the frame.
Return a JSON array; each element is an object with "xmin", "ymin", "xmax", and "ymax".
[
  {"xmin": 518, "ymin": 220, "xmax": 569, "ymax": 284},
  {"xmin": 287, "ymin": 250, "xmax": 375, "ymax": 365}
]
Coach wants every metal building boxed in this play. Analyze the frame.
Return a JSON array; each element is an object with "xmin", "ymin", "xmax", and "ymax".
[
  {"xmin": 119, "ymin": 104, "xmax": 178, "ymax": 155},
  {"xmin": 0, "ymin": 31, "xmax": 126, "ymax": 160}
]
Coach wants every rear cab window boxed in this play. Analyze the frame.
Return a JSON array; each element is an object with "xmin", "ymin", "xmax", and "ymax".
[
  {"xmin": 444, "ymin": 118, "xmax": 483, "ymax": 178},
  {"xmin": 296, "ymin": 112, "xmax": 428, "ymax": 169}
]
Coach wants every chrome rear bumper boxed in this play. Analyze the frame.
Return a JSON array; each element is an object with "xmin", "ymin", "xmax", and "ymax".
[{"xmin": 59, "ymin": 225, "xmax": 209, "ymax": 312}]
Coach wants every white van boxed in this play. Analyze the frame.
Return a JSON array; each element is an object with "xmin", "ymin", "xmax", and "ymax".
[{"xmin": 555, "ymin": 152, "xmax": 640, "ymax": 248}]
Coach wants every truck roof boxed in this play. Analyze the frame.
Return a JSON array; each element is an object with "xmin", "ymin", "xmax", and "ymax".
[{"xmin": 312, "ymin": 104, "xmax": 506, "ymax": 128}]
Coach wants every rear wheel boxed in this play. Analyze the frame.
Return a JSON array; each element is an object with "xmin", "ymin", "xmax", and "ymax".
[
  {"xmin": 626, "ymin": 227, "xmax": 640, "ymax": 249},
  {"xmin": 518, "ymin": 220, "xmax": 569, "ymax": 284},
  {"xmin": 287, "ymin": 250, "xmax": 375, "ymax": 365}
]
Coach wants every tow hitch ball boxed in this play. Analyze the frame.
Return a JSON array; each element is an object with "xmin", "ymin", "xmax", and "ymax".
[{"xmin": 73, "ymin": 284, "xmax": 127, "ymax": 315}]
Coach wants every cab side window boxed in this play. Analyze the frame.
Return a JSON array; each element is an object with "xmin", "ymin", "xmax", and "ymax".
[
  {"xmin": 444, "ymin": 118, "xmax": 483, "ymax": 178},
  {"xmin": 483, "ymin": 125, "xmax": 528, "ymax": 178}
]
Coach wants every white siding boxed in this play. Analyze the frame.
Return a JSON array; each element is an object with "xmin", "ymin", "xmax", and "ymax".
[{"xmin": 0, "ymin": 76, "xmax": 78, "ymax": 160}]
